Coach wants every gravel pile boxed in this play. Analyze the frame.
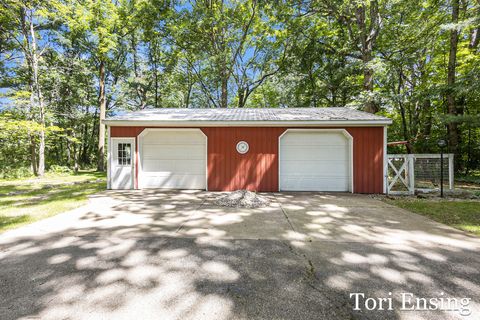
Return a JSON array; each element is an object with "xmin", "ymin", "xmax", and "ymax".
[{"xmin": 214, "ymin": 190, "xmax": 270, "ymax": 208}]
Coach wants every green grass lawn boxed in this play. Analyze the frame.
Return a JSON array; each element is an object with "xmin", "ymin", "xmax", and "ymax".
[
  {"xmin": 0, "ymin": 171, "xmax": 106, "ymax": 233},
  {"xmin": 384, "ymin": 198, "xmax": 480, "ymax": 236}
]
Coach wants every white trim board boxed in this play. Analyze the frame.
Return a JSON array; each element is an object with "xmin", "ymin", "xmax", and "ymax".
[
  {"xmin": 107, "ymin": 126, "xmax": 111, "ymax": 189},
  {"xmin": 103, "ymin": 120, "xmax": 392, "ymax": 127},
  {"xmin": 383, "ymin": 125, "xmax": 387, "ymax": 194},
  {"xmin": 278, "ymin": 129, "xmax": 354, "ymax": 193}
]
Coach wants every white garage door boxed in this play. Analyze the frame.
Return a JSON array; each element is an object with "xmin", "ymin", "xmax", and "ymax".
[
  {"xmin": 139, "ymin": 129, "xmax": 206, "ymax": 189},
  {"xmin": 280, "ymin": 130, "xmax": 352, "ymax": 192}
]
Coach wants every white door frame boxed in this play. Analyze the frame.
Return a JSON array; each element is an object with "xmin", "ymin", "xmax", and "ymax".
[
  {"xmin": 109, "ymin": 137, "xmax": 136, "ymax": 189},
  {"xmin": 137, "ymin": 128, "xmax": 208, "ymax": 190},
  {"xmin": 278, "ymin": 128, "xmax": 354, "ymax": 192}
]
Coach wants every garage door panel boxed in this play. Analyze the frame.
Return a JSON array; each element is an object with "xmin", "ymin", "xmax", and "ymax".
[
  {"xmin": 141, "ymin": 174, "xmax": 205, "ymax": 189},
  {"xmin": 143, "ymin": 145, "xmax": 205, "ymax": 160},
  {"xmin": 281, "ymin": 132, "xmax": 346, "ymax": 145},
  {"xmin": 281, "ymin": 161, "xmax": 348, "ymax": 176},
  {"xmin": 281, "ymin": 177, "xmax": 349, "ymax": 191},
  {"xmin": 140, "ymin": 130, "xmax": 206, "ymax": 189},
  {"xmin": 281, "ymin": 147, "xmax": 348, "ymax": 161},
  {"xmin": 143, "ymin": 159, "xmax": 205, "ymax": 174},
  {"xmin": 280, "ymin": 131, "xmax": 351, "ymax": 192},
  {"xmin": 142, "ymin": 131, "xmax": 205, "ymax": 145}
]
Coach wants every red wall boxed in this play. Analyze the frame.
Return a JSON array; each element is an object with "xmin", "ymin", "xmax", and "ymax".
[
  {"xmin": 110, "ymin": 127, "xmax": 145, "ymax": 137},
  {"xmin": 348, "ymin": 127, "xmax": 384, "ymax": 194},
  {"xmin": 110, "ymin": 126, "xmax": 385, "ymax": 193},
  {"xmin": 202, "ymin": 127, "xmax": 285, "ymax": 192}
]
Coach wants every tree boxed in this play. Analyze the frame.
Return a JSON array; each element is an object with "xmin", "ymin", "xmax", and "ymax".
[
  {"xmin": 446, "ymin": 0, "xmax": 461, "ymax": 164},
  {"xmin": 1, "ymin": 0, "xmax": 50, "ymax": 175},
  {"xmin": 1, "ymin": 0, "xmax": 480, "ymax": 175},
  {"xmin": 170, "ymin": 0, "xmax": 285, "ymax": 108},
  {"xmin": 52, "ymin": 0, "xmax": 123, "ymax": 171},
  {"xmin": 291, "ymin": 0, "xmax": 386, "ymax": 113}
]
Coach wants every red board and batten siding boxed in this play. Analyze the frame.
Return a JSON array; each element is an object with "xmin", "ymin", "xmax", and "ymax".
[
  {"xmin": 202, "ymin": 127, "xmax": 285, "ymax": 192},
  {"xmin": 347, "ymin": 127, "xmax": 384, "ymax": 194},
  {"xmin": 110, "ymin": 126, "xmax": 384, "ymax": 193}
]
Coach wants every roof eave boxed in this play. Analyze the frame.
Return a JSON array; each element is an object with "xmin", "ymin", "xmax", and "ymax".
[{"xmin": 103, "ymin": 119, "xmax": 392, "ymax": 127}]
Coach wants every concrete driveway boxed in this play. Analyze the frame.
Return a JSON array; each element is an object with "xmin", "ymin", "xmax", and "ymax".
[{"xmin": 0, "ymin": 191, "xmax": 479, "ymax": 320}]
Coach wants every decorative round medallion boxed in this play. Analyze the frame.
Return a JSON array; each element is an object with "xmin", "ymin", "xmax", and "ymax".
[{"xmin": 236, "ymin": 141, "xmax": 249, "ymax": 154}]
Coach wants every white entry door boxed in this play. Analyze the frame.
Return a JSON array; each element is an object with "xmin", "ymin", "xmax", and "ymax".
[
  {"xmin": 138, "ymin": 129, "xmax": 207, "ymax": 189},
  {"xmin": 111, "ymin": 138, "xmax": 135, "ymax": 189},
  {"xmin": 279, "ymin": 130, "xmax": 352, "ymax": 192}
]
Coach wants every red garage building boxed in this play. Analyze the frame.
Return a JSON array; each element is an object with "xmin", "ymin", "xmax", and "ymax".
[{"xmin": 104, "ymin": 108, "xmax": 392, "ymax": 193}]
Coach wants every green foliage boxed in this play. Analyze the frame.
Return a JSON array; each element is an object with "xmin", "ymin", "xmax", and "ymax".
[
  {"xmin": 48, "ymin": 165, "xmax": 73, "ymax": 174},
  {"xmin": 457, "ymin": 170, "xmax": 480, "ymax": 184},
  {"xmin": 0, "ymin": 111, "xmax": 80, "ymax": 174},
  {"xmin": 0, "ymin": 0, "xmax": 479, "ymax": 173},
  {"xmin": 0, "ymin": 167, "xmax": 34, "ymax": 180}
]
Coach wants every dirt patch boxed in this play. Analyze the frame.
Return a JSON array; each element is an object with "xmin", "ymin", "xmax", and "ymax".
[{"xmin": 214, "ymin": 190, "xmax": 270, "ymax": 208}]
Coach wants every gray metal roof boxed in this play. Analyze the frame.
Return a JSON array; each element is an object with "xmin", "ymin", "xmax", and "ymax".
[{"xmin": 105, "ymin": 108, "xmax": 391, "ymax": 125}]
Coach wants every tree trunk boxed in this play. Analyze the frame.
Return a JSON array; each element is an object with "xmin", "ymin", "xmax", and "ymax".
[
  {"xmin": 30, "ymin": 136, "xmax": 38, "ymax": 175},
  {"xmin": 470, "ymin": 27, "xmax": 479, "ymax": 49},
  {"xmin": 66, "ymin": 137, "xmax": 71, "ymax": 165},
  {"xmin": 355, "ymin": 1, "xmax": 380, "ymax": 113},
  {"xmin": 97, "ymin": 59, "xmax": 106, "ymax": 172},
  {"xmin": 220, "ymin": 60, "xmax": 228, "ymax": 108},
  {"xmin": 237, "ymin": 88, "xmax": 245, "ymax": 108},
  {"xmin": 185, "ymin": 79, "xmax": 192, "ymax": 108},
  {"xmin": 28, "ymin": 80, "xmax": 38, "ymax": 175},
  {"xmin": 72, "ymin": 129, "xmax": 79, "ymax": 173},
  {"xmin": 446, "ymin": 0, "xmax": 460, "ymax": 164},
  {"xmin": 153, "ymin": 46, "xmax": 159, "ymax": 109},
  {"xmin": 80, "ymin": 105, "xmax": 90, "ymax": 165},
  {"xmin": 308, "ymin": 67, "xmax": 317, "ymax": 108},
  {"xmin": 29, "ymin": 11, "xmax": 46, "ymax": 176},
  {"xmin": 399, "ymin": 103, "xmax": 408, "ymax": 139},
  {"xmin": 465, "ymin": 125, "xmax": 472, "ymax": 174},
  {"xmin": 421, "ymin": 99, "xmax": 433, "ymax": 138},
  {"xmin": 469, "ymin": 1, "xmax": 480, "ymax": 49},
  {"xmin": 132, "ymin": 34, "xmax": 147, "ymax": 109}
]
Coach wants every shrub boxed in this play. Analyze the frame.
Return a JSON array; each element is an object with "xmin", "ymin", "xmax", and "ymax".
[
  {"xmin": 0, "ymin": 167, "xmax": 34, "ymax": 180},
  {"xmin": 48, "ymin": 165, "xmax": 73, "ymax": 174}
]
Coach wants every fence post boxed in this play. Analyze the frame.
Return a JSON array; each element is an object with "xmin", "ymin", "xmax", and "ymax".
[
  {"xmin": 448, "ymin": 154, "xmax": 454, "ymax": 190},
  {"xmin": 408, "ymin": 154, "xmax": 415, "ymax": 195},
  {"xmin": 385, "ymin": 160, "xmax": 389, "ymax": 195}
]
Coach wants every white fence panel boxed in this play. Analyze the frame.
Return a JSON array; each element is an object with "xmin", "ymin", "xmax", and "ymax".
[{"xmin": 386, "ymin": 154, "xmax": 454, "ymax": 195}]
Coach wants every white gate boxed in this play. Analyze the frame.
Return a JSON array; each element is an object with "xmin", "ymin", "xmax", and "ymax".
[{"xmin": 387, "ymin": 154, "xmax": 454, "ymax": 195}]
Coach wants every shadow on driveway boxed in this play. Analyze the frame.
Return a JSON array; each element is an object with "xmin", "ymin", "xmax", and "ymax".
[{"xmin": 0, "ymin": 190, "xmax": 479, "ymax": 320}]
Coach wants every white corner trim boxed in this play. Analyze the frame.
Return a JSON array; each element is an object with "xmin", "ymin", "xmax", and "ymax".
[
  {"xmin": 137, "ymin": 128, "xmax": 208, "ymax": 190},
  {"xmin": 278, "ymin": 128, "xmax": 354, "ymax": 193},
  {"xmin": 383, "ymin": 126, "xmax": 388, "ymax": 194},
  {"xmin": 277, "ymin": 129, "xmax": 287, "ymax": 192},
  {"xmin": 107, "ymin": 126, "xmax": 111, "ymax": 189}
]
